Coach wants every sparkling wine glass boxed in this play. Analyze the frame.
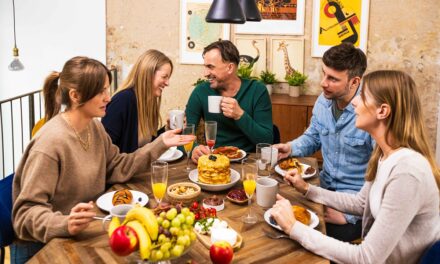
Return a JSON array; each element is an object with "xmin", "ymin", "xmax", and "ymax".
[
  {"xmin": 205, "ymin": 121, "xmax": 217, "ymax": 153},
  {"xmin": 182, "ymin": 124, "xmax": 195, "ymax": 172},
  {"xmin": 241, "ymin": 157, "xmax": 257, "ymax": 224},
  {"xmin": 151, "ymin": 161, "xmax": 168, "ymax": 207}
]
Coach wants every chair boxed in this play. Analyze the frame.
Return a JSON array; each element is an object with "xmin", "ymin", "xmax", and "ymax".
[
  {"xmin": 273, "ymin": 124, "xmax": 280, "ymax": 144},
  {"xmin": 420, "ymin": 240, "xmax": 440, "ymax": 264},
  {"xmin": 0, "ymin": 173, "xmax": 14, "ymax": 264}
]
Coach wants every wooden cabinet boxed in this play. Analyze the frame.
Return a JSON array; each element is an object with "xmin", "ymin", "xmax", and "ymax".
[{"xmin": 271, "ymin": 94, "xmax": 322, "ymax": 163}]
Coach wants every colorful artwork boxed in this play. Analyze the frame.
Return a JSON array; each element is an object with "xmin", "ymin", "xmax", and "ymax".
[
  {"xmin": 180, "ymin": 0, "xmax": 230, "ymax": 64},
  {"xmin": 235, "ymin": 37, "xmax": 266, "ymax": 77},
  {"xmin": 312, "ymin": 0, "xmax": 369, "ymax": 57},
  {"xmin": 257, "ymin": 0, "xmax": 298, "ymax": 20},
  {"xmin": 270, "ymin": 38, "xmax": 304, "ymax": 80}
]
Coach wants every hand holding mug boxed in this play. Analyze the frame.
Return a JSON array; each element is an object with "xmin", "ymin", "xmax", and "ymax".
[
  {"xmin": 274, "ymin": 143, "xmax": 292, "ymax": 160},
  {"xmin": 221, "ymin": 97, "xmax": 244, "ymax": 120}
]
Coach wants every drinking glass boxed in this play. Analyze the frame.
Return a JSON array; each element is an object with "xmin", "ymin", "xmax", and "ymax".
[
  {"xmin": 151, "ymin": 161, "xmax": 168, "ymax": 207},
  {"xmin": 256, "ymin": 143, "xmax": 272, "ymax": 177},
  {"xmin": 205, "ymin": 121, "xmax": 217, "ymax": 153},
  {"xmin": 182, "ymin": 124, "xmax": 195, "ymax": 172},
  {"xmin": 241, "ymin": 157, "xmax": 257, "ymax": 224}
]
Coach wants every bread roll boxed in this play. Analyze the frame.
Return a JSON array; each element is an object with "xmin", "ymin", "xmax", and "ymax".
[{"xmin": 112, "ymin": 189, "xmax": 133, "ymax": 205}]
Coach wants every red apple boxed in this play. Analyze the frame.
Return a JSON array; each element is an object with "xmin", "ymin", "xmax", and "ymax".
[
  {"xmin": 109, "ymin": 225, "xmax": 138, "ymax": 256},
  {"xmin": 210, "ymin": 240, "xmax": 233, "ymax": 264}
]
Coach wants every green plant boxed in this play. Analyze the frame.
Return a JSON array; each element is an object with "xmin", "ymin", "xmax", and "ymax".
[
  {"xmin": 193, "ymin": 78, "xmax": 208, "ymax": 86},
  {"xmin": 237, "ymin": 65, "xmax": 253, "ymax": 79},
  {"xmin": 259, "ymin": 70, "xmax": 277, "ymax": 84},
  {"xmin": 286, "ymin": 71, "xmax": 308, "ymax": 86}
]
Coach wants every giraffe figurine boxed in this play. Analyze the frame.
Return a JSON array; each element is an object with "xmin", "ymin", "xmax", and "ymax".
[{"xmin": 277, "ymin": 41, "xmax": 296, "ymax": 78}]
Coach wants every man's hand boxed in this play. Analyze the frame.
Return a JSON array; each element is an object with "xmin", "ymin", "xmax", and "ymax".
[
  {"xmin": 68, "ymin": 201, "xmax": 96, "ymax": 235},
  {"xmin": 221, "ymin": 97, "xmax": 244, "ymax": 120},
  {"xmin": 324, "ymin": 207, "xmax": 347, "ymax": 225},
  {"xmin": 274, "ymin": 143, "xmax": 292, "ymax": 160},
  {"xmin": 191, "ymin": 145, "xmax": 211, "ymax": 163}
]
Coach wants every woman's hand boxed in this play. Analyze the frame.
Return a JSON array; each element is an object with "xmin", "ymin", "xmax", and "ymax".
[
  {"xmin": 270, "ymin": 194, "xmax": 296, "ymax": 234},
  {"xmin": 191, "ymin": 145, "xmax": 210, "ymax": 163},
  {"xmin": 273, "ymin": 143, "xmax": 291, "ymax": 160},
  {"xmin": 68, "ymin": 201, "xmax": 96, "ymax": 235},
  {"xmin": 161, "ymin": 129, "xmax": 195, "ymax": 148},
  {"xmin": 284, "ymin": 169, "xmax": 309, "ymax": 195}
]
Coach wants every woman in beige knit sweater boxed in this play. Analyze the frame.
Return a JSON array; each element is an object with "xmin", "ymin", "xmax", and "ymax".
[
  {"xmin": 11, "ymin": 56, "xmax": 195, "ymax": 263},
  {"xmin": 271, "ymin": 70, "xmax": 440, "ymax": 263}
]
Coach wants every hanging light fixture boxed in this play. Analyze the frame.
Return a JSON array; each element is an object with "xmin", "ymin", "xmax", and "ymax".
[
  {"xmin": 8, "ymin": 0, "xmax": 24, "ymax": 71},
  {"xmin": 206, "ymin": 0, "xmax": 246, "ymax": 24},
  {"xmin": 239, "ymin": 0, "xmax": 262, "ymax": 21}
]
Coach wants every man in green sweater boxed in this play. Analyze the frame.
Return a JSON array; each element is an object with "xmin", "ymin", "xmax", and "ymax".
[{"xmin": 185, "ymin": 40, "xmax": 273, "ymax": 163}]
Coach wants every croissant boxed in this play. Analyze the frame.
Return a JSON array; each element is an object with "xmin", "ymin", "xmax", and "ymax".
[
  {"xmin": 112, "ymin": 189, "xmax": 133, "ymax": 206},
  {"xmin": 292, "ymin": 205, "xmax": 311, "ymax": 225}
]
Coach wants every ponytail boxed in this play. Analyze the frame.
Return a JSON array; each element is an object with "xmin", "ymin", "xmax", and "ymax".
[{"xmin": 43, "ymin": 71, "xmax": 61, "ymax": 121}]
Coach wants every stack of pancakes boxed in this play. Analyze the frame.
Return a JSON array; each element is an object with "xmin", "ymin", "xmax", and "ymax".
[{"xmin": 198, "ymin": 154, "xmax": 231, "ymax": 184}]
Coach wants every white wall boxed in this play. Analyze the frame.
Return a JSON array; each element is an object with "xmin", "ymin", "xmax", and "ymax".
[{"xmin": 0, "ymin": 0, "xmax": 106, "ymax": 101}]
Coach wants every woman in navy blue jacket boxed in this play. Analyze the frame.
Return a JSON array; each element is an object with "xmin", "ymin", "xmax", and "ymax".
[{"xmin": 102, "ymin": 50, "xmax": 173, "ymax": 153}]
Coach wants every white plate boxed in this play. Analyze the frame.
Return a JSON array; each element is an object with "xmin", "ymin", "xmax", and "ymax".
[
  {"xmin": 96, "ymin": 190, "xmax": 149, "ymax": 212},
  {"xmin": 188, "ymin": 169, "xmax": 240, "ymax": 191},
  {"xmin": 274, "ymin": 163, "xmax": 317, "ymax": 179},
  {"xmin": 158, "ymin": 147, "xmax": 177, "ymax": 160},
  {"xmin": 264, "ymin": 208, "xmax": 319, "ymax": 230},
  {"xmin": 229, "ymin": 149, "xmax": 247, "ymax": 162},
  {"xmin": 158, "ymin": 149, "xmax": 183, "ymax": 162}
]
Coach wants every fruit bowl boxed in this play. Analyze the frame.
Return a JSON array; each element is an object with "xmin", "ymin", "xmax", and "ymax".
[
  {"xmin": 126, "ymin": 240, "xmax": 195, "ymax": 264},
  {"xmin": 167, "ymin": 182, "xmax": 201, "ymax": 205}
]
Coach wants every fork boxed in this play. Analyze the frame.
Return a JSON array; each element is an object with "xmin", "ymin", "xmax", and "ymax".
[{"xmin": 263, "ymin": 229, "xmax": 290, "ymax": 239}]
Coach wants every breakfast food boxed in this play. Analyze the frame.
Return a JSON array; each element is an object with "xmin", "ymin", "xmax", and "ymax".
[
  {"xmin": 112, "ymin": 189, "xmax": 133, "ymax": 205},
  {"xmin": 279, "ymin": 157, "xmax": 303, "ymax": 174},
  {"xmin": 198, "ymin": 154, "xmax": 231, "ymax": 184},
  {"xmin": 203, "ymin": 195, "xmax": 225, "ymax": 211},
  {"xmin": 169, "ymin": 185, "xmax": 198, "ymax": 196},
  {"xmin": 213, "ymin": 146, "xmax": 242, "ymax": 159},
  {"xmin": 226, "ymin": 189, "xmax": 248, "ymax": 203},
  {"xmin": 292, "ymin": 205, "xmax": 311, "ymax": 225},
  {"xmin": 304, "ymin": 166, "xmax": 316, "ymax": 175}
]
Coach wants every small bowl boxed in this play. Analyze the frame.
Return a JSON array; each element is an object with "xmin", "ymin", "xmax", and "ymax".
[
  {"xmin": 226, "ymin": 189, "xmax": 248, "ymax": 204},
  {"xmin": 203, "ymin": 196, "xmax": 225, "ymax": 211},
  {"xmin": 167, "ymin": 182, "xmax": 201, "ymax": 204}
]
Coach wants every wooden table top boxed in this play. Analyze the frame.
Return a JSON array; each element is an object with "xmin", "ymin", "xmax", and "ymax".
[{"xmin": 29, "ymin": 155, "xmax": 329, "ymax": 264}]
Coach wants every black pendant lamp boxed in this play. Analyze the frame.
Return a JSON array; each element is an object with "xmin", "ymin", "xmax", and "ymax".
[
  {"xmin": 205, "ymin": 0, "xmax": 246, "ymax": 24},
  {"xmin": 239, "ymin": 0, "xmax": 262, "ymax": 21}
]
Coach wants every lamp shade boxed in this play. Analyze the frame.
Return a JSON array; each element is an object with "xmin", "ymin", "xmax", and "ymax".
[
  {"xmin": 239, "ymin": 0, "xmax": 262, "ymax": 21},
  {"xmin": 206, "ymin": 0, "xmax": 246, "ymax": 24}
]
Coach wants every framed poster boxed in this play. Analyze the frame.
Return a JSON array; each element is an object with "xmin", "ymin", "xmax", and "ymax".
[
  {"xmin": 235, "ymin": 0, "xmax": 305, "ymax": 35},
  {"xmin": 180, "ymin": 0, "xmax": 230, "ymax": 64},
  {"xmin": 311, "ymin": 0, "xmax": 370, "ymax": 57},
  {"xmin": 235, "ymin": 37, "xmax": 266, "ymax": 77},
  {"xmin": 271, "ymin": 38, "xmax": 304, "ymax": 81}
]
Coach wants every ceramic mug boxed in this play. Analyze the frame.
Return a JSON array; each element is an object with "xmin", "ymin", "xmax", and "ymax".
[
  {"xmin": 256, "ymin": 177, "xmax": 278, "ymax": 208},
  {"xmin": 208, "ymin": 96, "xmax": 223, "ymax": 113},
  {"xmin": 169, "ymin": 109, "xmax": 185, "ymax": 129}
]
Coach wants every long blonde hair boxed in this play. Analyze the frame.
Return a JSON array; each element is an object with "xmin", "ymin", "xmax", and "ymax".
[
  {"xmin": 363, "ymin": 70, "xmax": 440, "ymax": 189},
  {"xmin": 118, "ymin": 50, "xmax": 173, "ymax": 137}
]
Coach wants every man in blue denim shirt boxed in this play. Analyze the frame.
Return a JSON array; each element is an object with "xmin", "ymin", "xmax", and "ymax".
[{"xmin": 275, "ymin": 43, "xmax": 374, "ymax": 242}]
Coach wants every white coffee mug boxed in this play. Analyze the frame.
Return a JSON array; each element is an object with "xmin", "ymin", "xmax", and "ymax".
[
  {"xmin": 102, "ymin": 204, "xmax": 134, "ymax": 230},
  {"xmin": 169, "ymin": 109, "xmax": 184, "ymax": 129},
  {"xmin": 208, "ymin": 96, "xmax": 222, "ymax": 113},
  {"xmin": 261, "ymin": 146, "xmax": 278, "ymax": 167},
  {"xmin": 256, "ymin": 178, "xmax": 278, "ymax": 208}
]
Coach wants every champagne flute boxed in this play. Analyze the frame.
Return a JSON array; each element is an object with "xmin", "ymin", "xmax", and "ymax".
[
  {"xmin": 241, "ymin": 157, "xmax": 257, "ymax": 224},
  {"xmin": 205, "ymin": 121, "xmax": 217, "ymax": 153},
  {"xmin": 183, "ymin": 124, "xmax": 195, "ymax": 172},
  {"xmin": 151, "ymin": 161, "xmax": 168, "ymax": 207}
]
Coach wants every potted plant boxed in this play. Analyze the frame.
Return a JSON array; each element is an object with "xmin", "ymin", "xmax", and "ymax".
[
  {"xmin": 259, "ymin": 70, "xmax": 277, "ymax": 95},
  {"xmin": 192, "ymin": 78, "xmax": 208, "ymax": 87},
  {"xmin": 286, "ymin": 72, "xmax": 308, "ymax": 97},
  {"xmin": 237, "ymin": 65, "xmax": 254, "ymax": 79}
]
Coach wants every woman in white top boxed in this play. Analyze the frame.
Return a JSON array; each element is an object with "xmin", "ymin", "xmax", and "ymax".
[{"xmin": 271, "ymin": 70, "xmax": 440, "ymax": 263}]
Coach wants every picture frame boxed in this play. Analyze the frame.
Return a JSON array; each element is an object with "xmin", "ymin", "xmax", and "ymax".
[
  {"xmin": 179, "ymin": 0, "xmax": 230, "ymax": 64},
  {"xmin": 235, "ymin": 0, "xmax": 305, "ymax": 35},
  {"xmin": 235, "ymin": 37, "xmax": 266, "ymax": 77},
  {"xmin": 311, "ymin": 0, "xmax": 370, "ymax": 57},
  {"xmin": 270, "ymin": 38, "xmax": 304, "ymax": 81}
]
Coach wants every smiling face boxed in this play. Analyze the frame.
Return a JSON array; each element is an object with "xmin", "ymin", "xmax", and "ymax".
[
  {"xmin": 203, "ymin": 49, "xmax": 233, "ymax": 90},
  {"xmin": 81, "ymin": 75, "xmax": 111, "ymax": 118},
  {"xmin": 352, "ymin": 85, "xmax": 379, "ymax": 133},
  {"xmin": 152, "ymin": 63, "xmax": 172, "ymax": 97}
]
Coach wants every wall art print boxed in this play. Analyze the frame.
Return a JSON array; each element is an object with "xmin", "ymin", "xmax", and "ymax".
[{"xmin": 235, "ymin": 37, "xmax": 266, "ymax": 77}]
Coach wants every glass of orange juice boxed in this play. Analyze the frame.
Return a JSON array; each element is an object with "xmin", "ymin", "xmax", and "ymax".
[
  {"xmin": 182, "ymin": 124, "xmax": 195, "ymax": 172},
  {"xmin": 151, "ymin": 160, "xmax": 168, "ymax": 207},
  {"xmin": 241, "ymin": 157, "xmax": 257, "ymax": 224}
]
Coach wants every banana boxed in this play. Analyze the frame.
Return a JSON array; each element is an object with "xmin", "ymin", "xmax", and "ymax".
[
  {"xmin": 108, "ymin": 216, "xmax": 120, "ymax": 237},
  {"xmin": 123, "ymin": 207, "xmax": 159, "ymax": 240},
  {"xmin": 126, "ymin": 220, "xmax": 151, "ymax": 260}
]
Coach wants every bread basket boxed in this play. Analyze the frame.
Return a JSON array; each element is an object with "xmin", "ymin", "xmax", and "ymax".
[{"xmin": 167, "ymin": 182, "xmax": 201, "ymax": 205}]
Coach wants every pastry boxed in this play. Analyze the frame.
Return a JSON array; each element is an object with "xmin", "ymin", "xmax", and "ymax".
[
  {"xmin": 197, "ymin": 154, "xmax": 231, "ymax": 184},
  {"xmin": 292, "ymin": 205, "xmax": 311, "ymax": 225},
  {"xmin": 112, "ymin": 189, "xmax": 133, "ymax": 206}
]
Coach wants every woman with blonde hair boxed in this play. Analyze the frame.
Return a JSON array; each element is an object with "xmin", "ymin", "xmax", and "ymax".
[
  {"xmin": 102, "ymin": 49, "xmax": 173, "ymax": 153},
  {"xmin": 271, "ymin": 70, "xmax": 440, "ymax": 263},
  {"xmin": 11, "ymin": 56, "xmax": 194, "ymax": 263}
]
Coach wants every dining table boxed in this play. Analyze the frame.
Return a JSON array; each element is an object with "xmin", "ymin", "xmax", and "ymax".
[{"xmin": 28, "ymin": 154, "xmax": 329, "ymax": 264}]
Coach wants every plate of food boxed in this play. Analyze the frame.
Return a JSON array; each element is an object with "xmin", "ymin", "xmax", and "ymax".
[
  {"xmin": 188, "ymin": 169, "xmax": 240, "ymax": 191},
  {"xmin": 213, "ymin": 146, "xmax": 246, "ymax": 162},
  {"xmin": 274, "ymin": 157, "xmax": 317, "ymax": 179},
  {"xmin": 264, "ymin": 205, "xmax": 319, "ymax": 231},
  {"xmin": 194, "ymin": 217, "xmax": 243, "ymax": 251},
  {"xmin": 96, "ymin": 189, "xmax": 149, "ymax": 212}
]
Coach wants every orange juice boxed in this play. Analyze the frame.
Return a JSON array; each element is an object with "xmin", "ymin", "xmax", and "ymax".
[
  {"xmin": 243, "ymin": 179, "xmax": 256, "ymax": 197},
  {"xmin": 184, "ymin": 141, "xmax": 194, "ymax": 153},
  {"xmin": 152, "ymin": 183, "xmax": 166, "ymax": 200}
]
